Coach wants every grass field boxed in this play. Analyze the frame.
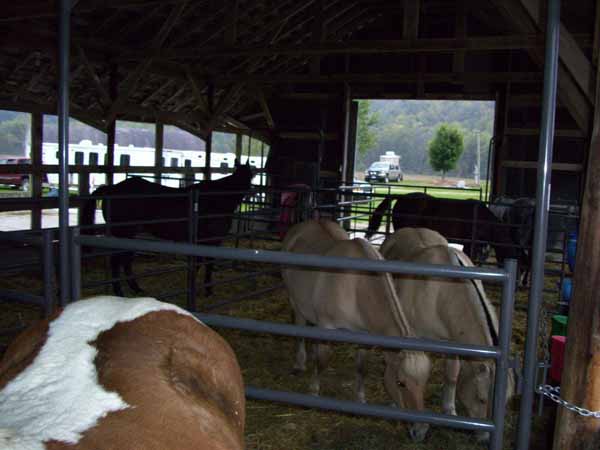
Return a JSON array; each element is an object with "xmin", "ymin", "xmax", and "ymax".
[{"xmin": 364, "ymin": 174, "xmax": 489, "ymax": 202}]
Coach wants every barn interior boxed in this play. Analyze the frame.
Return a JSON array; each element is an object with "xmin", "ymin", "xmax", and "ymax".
[{"xmin": 1, "ymin": 1, "xmax": 599, "ymax": 449}]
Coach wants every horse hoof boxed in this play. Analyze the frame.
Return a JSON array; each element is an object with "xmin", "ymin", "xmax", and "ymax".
[
  {"xmin": 475, "ymin": 431, "xmax": 490, "ymax": 443},
  {"xmin": 409, "ymin": 423, "xmax": 429, "ymax": 442}
]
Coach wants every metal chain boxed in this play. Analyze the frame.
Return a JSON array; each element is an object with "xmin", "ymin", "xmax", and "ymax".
[{"xmin": 537, "ymin": 384, "xmax": 600, "ymax": 418}]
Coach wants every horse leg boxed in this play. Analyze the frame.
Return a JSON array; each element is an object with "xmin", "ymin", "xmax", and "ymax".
[
  {"xmin": 310, "ymin": 340, "xmax": 331, "ymax": 396},
  {"xmin": 355, "ymin": 348, "xmax": 368, "ymax": 403},
  {"xmin": 122, "ymin": 252, "xmax": 144, "ymax": 294},
  {"xmin": 442, "ymin": 357, "xmax": 461, "ymax": 416},
  {"xmin": 291, "ymin": 311, "xmax": 308, "ymax": 374},
  {"xmin": 110, "ymin": 253, "xmax": 125, "ymax": 297}
]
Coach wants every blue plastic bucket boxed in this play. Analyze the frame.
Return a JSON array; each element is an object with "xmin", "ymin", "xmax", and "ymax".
[
  {"xmin": 559, "ymin": 277, "xmax": 573, "ymax": 303},
  {"xmin": 567, "ymin": 232, "xmax": 577, "ymax": 272}
]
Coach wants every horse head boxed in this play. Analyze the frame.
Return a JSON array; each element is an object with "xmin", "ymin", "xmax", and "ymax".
[
  {"xmin": 457, "ymin": 360, "xmax": 515, "ymax": 443},
  {"xmin": 383, "ymin": 351, "xmax": 432, "ymax": 442}
]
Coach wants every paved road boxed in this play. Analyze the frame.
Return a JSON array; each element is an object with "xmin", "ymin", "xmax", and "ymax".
[{"xmin": 0, "ymin": 209, "xmax": 104, "ymax": 231}]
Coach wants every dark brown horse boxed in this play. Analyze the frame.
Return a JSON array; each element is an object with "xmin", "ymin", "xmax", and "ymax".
[
  {"xmin": 81, "ymin": 163, "xmax": 253, "ymax": 297},
  {"xmin": 365, "ymin": 193, "xmax": 522, "ymax": 266}
]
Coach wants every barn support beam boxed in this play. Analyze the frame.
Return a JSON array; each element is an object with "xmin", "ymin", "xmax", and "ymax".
[
  {"xmin": 516, "ymin": 0, "xmax": 560, "ymax": 448},
  {"xmin": 57, "ymin": 0, "xmax": 72, "ymax": 306},
  {"xmin": 519, "ymin": 0, "xmax": 594, "ymax": 103},
  {"xmin": 106, "ymin": 65, "xmax": 118, "ymax": 186},
  {"xmin": 204, "ymin": 83, "xmax": 214, "ymax": 181},
  {"xmin": 341, "ymin": 84, "xmax": 351, "ymax": 184},
  {"xmin": 402, "ymin": 0, "xmax": 420, "ymax": 39},
  {"xmin": 552, "ymin": 30, "xmax": 600, "ymax": 450},
  {"xmin": 235, "ymin": 133, "xmax": 242, "ymax": 164},
  {"xmin": 30, "ymin": 112, "xmax": 43, "ymax": 230},
  {"xmin": 155, "ymin": 122, "xmax": 164, "ymax": 183}
]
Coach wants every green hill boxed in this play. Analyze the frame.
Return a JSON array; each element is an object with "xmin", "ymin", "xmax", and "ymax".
[{"xmin": 358, "ymin": 100, "xmax": 495, "ymax": 179}]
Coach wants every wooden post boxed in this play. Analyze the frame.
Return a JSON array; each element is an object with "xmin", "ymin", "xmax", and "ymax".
[
  {"xmin": 106, "ymin": 121, "xmax": 115, "ymax": 185},
  {"xmin": 155, "ymin": 122, "xmax": 164, "ymax": 184},
  {"xmin": 204, "ymin": 83, "xmax": 214, "ymax": 180},
  {"xmin": 235, "ymin": 132, "xmax": 243, "ymax": 164},
  {"xmin": 106, "ymin": 65, "xmax": 118, "ymax": 186},
  {"xmin": 552, "ymin": 63, "xmax": 600, "ymax": 450},
  {"xmin": 30, "ymin": 112, "xmax": 43, "ymax": 230}
]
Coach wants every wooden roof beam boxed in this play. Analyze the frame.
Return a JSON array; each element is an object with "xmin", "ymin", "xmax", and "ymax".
[
  {"xmin": 519, "ymin": 0, "xmax": 594, "ymax": 104},
  {"xmin": 119, "ymin": 34, "xmax": 567, "ymax": 61},
  {"xmin": 76, "ymin": 44, "xmax": 111, "ymax": 108},
  {"xmin": 491, "ymin": 0, "xmax": 591, "ymax": 133},
  {"xmin": 210, "ymin": 70, "xmax": 542, "ymax": 84},
  {"xmin": 403, "ymin": 0, "xmax": 420, "ymax": 40},
  {"xmin": 253, "ymin": 85, "xmax": 275, "ymax": 129}
]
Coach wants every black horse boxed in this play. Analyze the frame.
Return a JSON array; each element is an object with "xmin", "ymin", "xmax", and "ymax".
[
  {"xmin": 365, "ymin": 193, "xmax": 522, "ymax": 267},
  {"xmin": 81, "ymin": 162, "xmax": 253, "ymax": 297}
]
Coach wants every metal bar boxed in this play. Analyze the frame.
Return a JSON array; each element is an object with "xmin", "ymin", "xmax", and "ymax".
[
  {"xmin": 245, "ymin": 386, "xmax": 495, "ymax": 433},
  {"xmin": 194, "ymin": 313, "xmax": 501, "ymax": 358},
  {"xmin": 187, "ymin": 190, "xmax": 198, "ymax": 311},
  {"xmin": 42, "ymin": 229, "xmax": 54, "ymax": 317},
  {"xmin": 58, "ymin": 0, "xmax": 71, "ymax": 306},
  {"xmin": 71, "ymin": 227, "xmax": 81, "ymax": 302},
  {"xmin": 0, "ymin": 289, "xmax": 46, "ymax": 307},
  {"xmin": 516, "ymin": 0, "xmax": 560, "ymax": 448},
  {"xmin": 76, "ymin": 236, "xmax": 509, "ymax": 283},
  {"xmin": 489, "ymin": 258, "xmax": 517, "ymax": 450}
]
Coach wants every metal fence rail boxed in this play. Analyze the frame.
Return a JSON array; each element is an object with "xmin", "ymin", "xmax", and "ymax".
[
  {"xmin": 0, "ymin": 229, "xmax": 55, "ymax": 317},
  {"xmin": 74, "ymin": 233, "xmax": 518, "ymax": 450}
]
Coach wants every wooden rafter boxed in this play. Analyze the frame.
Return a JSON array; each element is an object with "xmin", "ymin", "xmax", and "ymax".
[
  {"xmin": 519, "ymin": 0, "xmax": 594, "ymax": 103},
  {"xmin": 75, "ymin": 44, "xmax": 111, "ymax": 108},
  {"xmin": 403, "ymin": 0, "xmax": 420, "ymax": 39},
  {"xmin": 491, "ymin": 0, "xmax": 592, "ymax": 132},
  {"xmin": 253, "ymin": 85, "xmax": 275, "ymax": 129}
]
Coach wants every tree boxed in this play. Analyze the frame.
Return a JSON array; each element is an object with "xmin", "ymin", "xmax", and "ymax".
[
  {"xmin": 357, "ymin": 100, "xmax": 379, "ymax": 157},
  {"xmin": 428, "ymin": 124, "xmax": 464, "ymax": 180}
]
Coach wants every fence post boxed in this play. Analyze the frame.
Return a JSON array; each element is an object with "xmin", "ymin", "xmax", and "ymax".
[
  {"xmin": 489, "ymin": 258, "xmax": 517, "ymax": 450},
  {"xmin": 187, "ymin": 190, "xmax": 198, "ymax": 312},
  {"xmin": 42, "ymin": 229, "xmax": 55, "ymax": 317},
  {"xmin": 70, "ymin": 227, "xmax": 81, "ymax": 303}
]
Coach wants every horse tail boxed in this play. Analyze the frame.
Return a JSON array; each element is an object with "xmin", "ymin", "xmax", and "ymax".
[
  {"xmin": 81, "ymin": 185, "xmax": 109, "ymax": 235},
  {"xmin": 365, "ymin": 196, "xmax": 393, "ymax": 239},
  {"xmin": 450, "ymin": 248, "xmax": 499, "ymax": 347}
]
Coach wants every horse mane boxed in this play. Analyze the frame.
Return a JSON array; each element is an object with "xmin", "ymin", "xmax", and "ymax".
[
  {"xmin": 353, "ymin": 238, "xmax": 417, "ymax": 339},
  {"xmin": 449, "ymin": 248, "xmax": 499, "ymax": 346},
  {"xmin": 318, "ymin": 219, "xmax": 350, "ymax": 241},
  {"xmin": 365, "ymin": 196, "xmax": 394, "ymax": 239}
]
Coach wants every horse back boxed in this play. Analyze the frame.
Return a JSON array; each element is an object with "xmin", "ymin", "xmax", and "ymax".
[{"xmin": 380, "ymin": 227, "xmax": 447, "ymax": 259}]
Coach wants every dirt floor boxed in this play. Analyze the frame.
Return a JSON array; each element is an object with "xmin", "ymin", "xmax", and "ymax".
[{"xmin": 0, "ymin": 236, "xmax": 564, "ymax": 450}]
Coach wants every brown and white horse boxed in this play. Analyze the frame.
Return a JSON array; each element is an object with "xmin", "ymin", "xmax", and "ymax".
[
  {"xmin": 380, "ymin": 228, "xmax": 515, "ymax": 442},
  {"xmin": 281, "ymin": 219, "xmax": 432, "ymax": 441},
  {"xmin": 0, "ymin": 296, "xmax": 245, "ymax": 450}
]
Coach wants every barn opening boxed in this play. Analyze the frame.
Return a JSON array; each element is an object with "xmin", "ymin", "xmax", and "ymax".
[{"xmin": 355, "ymin": 99, "xmax": 496, "ymax": 202}]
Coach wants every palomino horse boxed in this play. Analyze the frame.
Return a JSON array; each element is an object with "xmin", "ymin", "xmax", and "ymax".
[
  {"xmin": 81, "ymin": 163, "xmax": 253, "ymax": 297},
  {"xmin": 281, "ymin": 219, "xmax": 432, "ymax": 441},
  {"xmin": 0, "ymin": 296, "xmax": 245, "ymax": 450},
  {"xmin": 380, "ymin": 228, "xmax": 516, "ymax": 442}
]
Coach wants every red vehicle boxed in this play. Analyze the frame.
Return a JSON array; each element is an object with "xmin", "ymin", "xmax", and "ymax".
[{"xmin": 0, "ymin": 156, "xmax": 34, "ymax": 191}]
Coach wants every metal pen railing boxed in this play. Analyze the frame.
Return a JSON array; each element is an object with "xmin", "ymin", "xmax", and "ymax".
[{"xmin": 72, "ymin": 232, "xmax": 518, "ymax": 450}]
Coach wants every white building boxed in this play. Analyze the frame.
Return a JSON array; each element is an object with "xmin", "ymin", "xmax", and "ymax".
[{"xmin": 42, "ymin": 140, "xmax": 266, "ymax": 188}]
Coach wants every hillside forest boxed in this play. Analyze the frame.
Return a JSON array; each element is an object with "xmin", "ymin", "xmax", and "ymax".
[{"xmin": 357, "ymin": 100, "xmax": 495, "ymax": 179}]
